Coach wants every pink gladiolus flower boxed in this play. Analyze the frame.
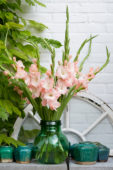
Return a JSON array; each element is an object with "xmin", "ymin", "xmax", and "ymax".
[
  {"xmin": 46, "ymin": 70, "xmax": 52, "ymax": 77},
  {"xmin": 30, "ymin": 72, "xmax": 40, "ymax": 87},
  {"xmin": 12, "ymin": 54, "xmax": 101, "ymax": 111},
  {"xmin": 41, "ymin": 77, "xmax": 54, "ymax": 92},
  {"xmin": 29, "ymin": 85, "xmax": 41, "ymax": 98},
  {"xmin": 42, "ymin": 99, "xmax": 47, "ymax": 106},
  {"xmin": 67, "ymin": 62, "xmax": 75, "ymax": 75},
  {"xmin": 77, "ymin": 74, "xmax": 89, "ymax": 89},
  {"xmin": 24, "ymin": 75, "xmax": 31, "ymax": 86},
  {"xmin": 32, "ymin": 58, "xmax": 37, "ymax": 64},
  {"xmin": 48, "ymin": 100, "xmax": 60, "ymax": 111},
  {"xmin": 41, "ymin": 88, "xmax": 61, "ymax": 110},
  {"xmin": 56, "ymin": 65, "xmax": 69, "ymax": 80},
  {"xmin": 29, "ymin": 64, "xmax": 38, "ymax": 75},
  {"xmin": 16, "ymin": 60, "xmax": 25, "ymax": 68},
  {"xmin": 64, "ymin": 74, "xmax": 76, "ymax": 87},
  {"xmin": 13, "ymin": 57, "xmax": 16, "ymax": 62},
  {"xmin": 43, "ymin": 89, "xmax": 58, "ymax": 101},
  {"xmin": 56, "ymin": 79, "xmax": 68, "ymax": 95},
  {"xmin": 87, "ymin": 67, "xmax": 95, "ymax": 79},
  {"xmin": 3, "ymin": 70, "xmax": 10, "ymax": 76},
  {"xmin": 15, "ymin": 68, "xmax": 27, "ymax": 80},
  {"xmin": 74, "ymin": 62, "xmax": 79, "ymax": 73}
]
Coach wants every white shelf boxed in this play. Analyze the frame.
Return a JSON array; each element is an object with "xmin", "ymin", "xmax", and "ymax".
[{"xmin": 0, "ymin": 158, "xmax": 113, "ymax": 170}]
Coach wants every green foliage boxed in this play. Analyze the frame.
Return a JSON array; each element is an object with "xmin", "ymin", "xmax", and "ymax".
[
  {"xmin": 0, "ymin": 114, "xmax": 19, "ymax": 136},
  {"xmin": 0, "ymin": 134, "xmax": 25, "ymax": 147},
  {"xmin": 0, "ymin": 99, "xmax": 21, "ymax": 121},
  {"xmin": 29, "ymin": 20, "xmax": 48, "ymax": 32},
  {"xmin": 6, "ymin": 22, "xmax": 24, "ymax": 29},
  {"xmin": 0, "ymin": 72, "xmax": 25, "ymax": 135},
  {"xmin": 45, "ymin": 39, "xmax": 62, "ymax": 48},
  {"xmin": 9, "ymin": 49, "xmax": 30, "ymax": 61},
  {"xmin": 0, "ymin": 0, "xmax": 62, "ymax": 140},
  {"xmin": 0, "ymin": 73, "xmax": 25, "ymax": 121},
  {"xmin": 18, "ymin": 126, "xmax": 39, "ymax": 143},
  {"xmin": 25, "ymin": 0, "xmax": 46, "ymax": 7}
]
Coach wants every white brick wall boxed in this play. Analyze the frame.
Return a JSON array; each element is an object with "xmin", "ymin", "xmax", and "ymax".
[{"xmin": 22, "ymin": 0, "xmax": 113, "ymax": 147}]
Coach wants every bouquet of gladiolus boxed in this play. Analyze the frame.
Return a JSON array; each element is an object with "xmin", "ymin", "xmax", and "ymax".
[{"xmin": 3, "ymin": 7, "xmax": 110, "ymax": 121}]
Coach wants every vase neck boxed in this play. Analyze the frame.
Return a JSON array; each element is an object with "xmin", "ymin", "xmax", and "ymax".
[{"xmin": 40, "ymin": 120, "xmax": 61, "ymax": 132}]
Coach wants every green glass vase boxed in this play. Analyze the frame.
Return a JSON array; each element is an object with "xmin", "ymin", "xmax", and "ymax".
[{"xmin": 34, "ymin": 120, "xmax": 69, "ymax": 164}]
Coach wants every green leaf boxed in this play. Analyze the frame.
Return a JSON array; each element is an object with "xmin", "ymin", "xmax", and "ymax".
[
  {"xmin": 40, "ymin": 65, "xmax": 47, "ymax": 73},
  {"xmin": 0, "ymin": 11, "xmax": 5, "ymax": 21},
  {"xmin": 0, "ymin": 40, "xmax": 5, "ymax": 50},
  {"xmin": 22, "ymin": 44, "xmax": 37, "ymax": 58},
  {"xmin": 34, "ymin": 0, "xmax": 46, "ymax": 7},
  {"xmin": 0, "ymin": 24, "xmax": 6, "ymax": 31},
  {"xmin": 0, "ymin": 107, "xmax": 8, "ymax": 121},
  {"xmin": 6, "ymin": 22, "xmax": 24, "ymax": 29},
  {"xmin": 16, "ymin": 0, "xmax": 21, "ymax": 6},
  {"xmin": 12, "ymin": 30, "xmax": 31, "ymax": 40},
  {"xmin": 0, "ymin": 99, "xmax": 21, "ymax": 117},
  {"xmin": 9, "ymin": 49, "xmax": 29, "ymax": 61},
  {"xmin": 5, "ymin": 12, "xmax": 14, "ymax": 20},
  {"xmin": 7, "ymin": 2, "xmax": 22, "ymax": 11},
  {"xmin": 0, "ymin": 0, "xmax": 7, "ymax": 5},
  {"xmin": 20, "ymin": 17, "xmax": 27, "ymax": 26},
  {"xmin": 0, "ymin": 54, "xmax": 14, "ymax": 65},
  {"xmin": 28, "ymin": 20, "xmax": 48, "ymax": 32},
  {"xmin": 12, "ymin": 105, "xmax": 21, "ymax": 116},
  {"xmin": 45, "ymin": 39, "xmax": 62, "ymax": 48},
  {"xmin": 25, "ymin": 0, "xmax": 35, "ymax": 6},
  {"xmin": 1, "ymin": 100, "xmax": 13, "ymax": 115},
  {"xmin": 0, "ymin": 134, "xmax": 25, "ymax": 147}
]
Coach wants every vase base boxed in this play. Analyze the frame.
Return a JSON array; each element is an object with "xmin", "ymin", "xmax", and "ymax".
[
  {"xmin": 16, "ymin": 161, "xmax": 30, "ymax": 164},
  {"xmin": 76, "ymin": 161, "xmax": 96, "ymax": 165},
  {"xmin": 37, "ymin": 160, "xmax": 66, "ymax": 164},
  {"xmin": 0, "ymin": 159, "xmax": 13, "ymax": 163}
]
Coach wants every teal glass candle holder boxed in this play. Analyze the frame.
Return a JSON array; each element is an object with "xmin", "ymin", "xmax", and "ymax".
[
  {"xmin": 71, "ymin": 142, "xmax": 98, "ymax": 165},
  {"xmin": 0, "ymin": 146, "xmax": 14, "ymax": 163},
  {"xmin": 93, "ymin": 142, "xmax": 110, "ymax": 162},
  {"xmin": 14, "ymin": 146, "xmax": 32, "ymax": 164}
]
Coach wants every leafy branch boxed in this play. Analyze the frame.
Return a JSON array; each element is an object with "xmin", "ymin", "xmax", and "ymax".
[{"xmin": 0, "ymin": 134, "xmax": 25, "ymax": 147}]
